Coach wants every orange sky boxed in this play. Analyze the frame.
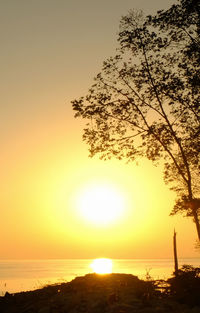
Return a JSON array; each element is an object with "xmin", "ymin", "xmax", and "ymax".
[{"xmin": 0, "ymin": 0, "xmax": 199, "ymax": 259}]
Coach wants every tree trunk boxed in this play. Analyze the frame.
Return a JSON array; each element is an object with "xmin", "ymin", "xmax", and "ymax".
[
  {"xmin": 192, "ymin": 208, "xmax": 200, "ymax": 241},
  {"xmin": 188, "ymin": 188, "xmax": 200, "ymax": 241},
  {"xmin": 173, "ymin": 229, "xmax": 178, "ymax": 276}
]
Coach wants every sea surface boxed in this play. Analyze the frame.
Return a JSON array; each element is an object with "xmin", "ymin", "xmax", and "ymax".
[{"xmin": 0, "ymin": 258, "xmax": 199, "ymax": 295}]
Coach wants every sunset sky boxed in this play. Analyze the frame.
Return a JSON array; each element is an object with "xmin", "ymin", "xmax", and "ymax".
[{"xmin": 1, "ymin": 0, "xmax": 198, "ymax": 260}]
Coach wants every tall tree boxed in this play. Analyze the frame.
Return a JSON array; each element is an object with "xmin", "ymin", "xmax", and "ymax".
[{"xmin": 72, "ymin": 0, "xmax": 200, "ymax": 239}]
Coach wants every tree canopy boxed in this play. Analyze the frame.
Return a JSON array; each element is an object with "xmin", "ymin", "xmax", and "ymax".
[{"xmin": 72, "ymin": 0, "xmax": 200, "ymax": 239}]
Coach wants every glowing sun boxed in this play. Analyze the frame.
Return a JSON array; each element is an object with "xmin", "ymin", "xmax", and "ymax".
[
  {"xmin": 90, "ymin": 258, "xmax": 113, "ymax": 274},
  {"xmin": 77, "ymin": 183, "xmax": 125, "ymax": 225}
]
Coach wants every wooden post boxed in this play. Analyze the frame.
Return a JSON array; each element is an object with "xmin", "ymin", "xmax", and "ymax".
[{"xmin": 173, "ymin": 229, "xmax": 178, "ymax": 276}]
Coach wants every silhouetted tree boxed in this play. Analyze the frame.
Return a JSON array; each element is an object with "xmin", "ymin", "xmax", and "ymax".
[
  {"xmin": 72, "ymin": 0, "xmax": 200, "ymax": 239},
  {"xmin": 168, "ymin": 265, "xmax": 200, "ymax": 305}
]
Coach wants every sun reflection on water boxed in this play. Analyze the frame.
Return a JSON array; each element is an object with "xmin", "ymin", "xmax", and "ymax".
[{"xmin": 90, "ymin": 258, "xmax": 113, "ymax": 274}]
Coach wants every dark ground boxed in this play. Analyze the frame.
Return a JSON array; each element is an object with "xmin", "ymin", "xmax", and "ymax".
[{"xmin": 0, "ymin": 273, "xmax": 199, "ymax": 313}]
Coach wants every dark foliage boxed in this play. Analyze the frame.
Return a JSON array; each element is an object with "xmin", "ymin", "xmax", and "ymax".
[{"xmin": 168, "ymin": 265, "xmax": 200, "ymax": 306}]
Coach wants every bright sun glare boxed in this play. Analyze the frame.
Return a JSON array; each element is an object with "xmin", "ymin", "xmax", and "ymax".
[
  {"xmin": 77, "ymin": 183, "xmax": 125, "ymax": 226},
  {"xmin": 90, "ymin": 258, "xmax": 113, "ymax": 274}
]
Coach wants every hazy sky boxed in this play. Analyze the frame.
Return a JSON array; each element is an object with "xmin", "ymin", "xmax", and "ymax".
[{"xmin": 1, "ymin": 0, "xmax": 198, "ymax": 260}]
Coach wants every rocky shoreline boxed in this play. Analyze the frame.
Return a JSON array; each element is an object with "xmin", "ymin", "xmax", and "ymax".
[{"xmin": 0, "ymin": 273, "xmax": 199, "ymax": 313}]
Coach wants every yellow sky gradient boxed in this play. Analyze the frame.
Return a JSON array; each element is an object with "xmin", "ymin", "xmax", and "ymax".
[{"xmin": 0, "ymin": 0, "xmax": 198, "ymax": 259}]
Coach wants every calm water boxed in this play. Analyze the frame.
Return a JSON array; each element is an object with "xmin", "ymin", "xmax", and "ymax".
[{"xmin": 0, "ymin": 258, "xmax": 199, "ymax": 294}]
